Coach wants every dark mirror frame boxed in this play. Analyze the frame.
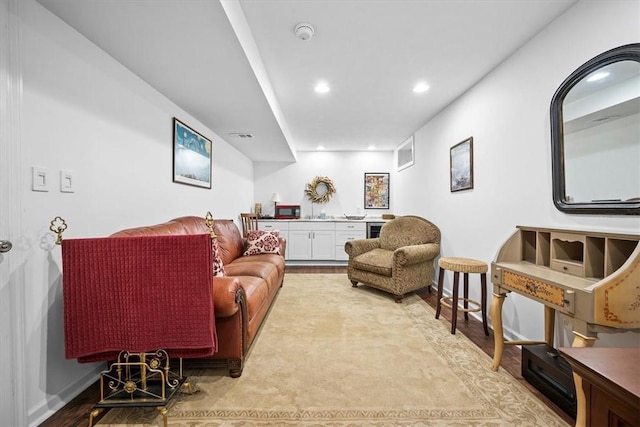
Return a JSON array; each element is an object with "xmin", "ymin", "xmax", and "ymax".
[{"xmin": 550, "ymin": 43, "xmax": 640, "ymax": 215}]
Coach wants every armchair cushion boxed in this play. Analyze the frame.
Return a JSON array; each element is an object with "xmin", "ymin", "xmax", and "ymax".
[{"xmin": 351, "ymin": 248, "xmax": 393, "ymax": 276}]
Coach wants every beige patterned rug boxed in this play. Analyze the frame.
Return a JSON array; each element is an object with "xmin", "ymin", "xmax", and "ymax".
[{"xmin": 97, "ymin": 273, "xmax": 568, "ymax": 426}]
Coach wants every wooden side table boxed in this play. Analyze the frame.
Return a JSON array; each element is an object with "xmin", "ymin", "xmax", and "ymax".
[{"xmin": 559, "ymin": 347, "xmax": 640, "ymax": 427}]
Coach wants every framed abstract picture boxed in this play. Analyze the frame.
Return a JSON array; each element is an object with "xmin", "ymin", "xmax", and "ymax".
[
  {"xmin": 364, "ymin": 172, "xmax": 390, "ymax": 209},
  {"xmin": 173, "ymin": 118, "xmax": 212, "ymax": 189},
  {"xmin": 450, "ymin": 137, "xmax": 473, "ymax": 192}
]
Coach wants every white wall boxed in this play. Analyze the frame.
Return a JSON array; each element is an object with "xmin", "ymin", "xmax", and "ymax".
[
  {"xmin": 254, "ymin": 151, "xmax": 394, "ymax": 219},
  {"xmin": 17, "ymin": 1, "xmax": 254, "ymax": 425},
  {"xmin": 395, "ymin": 0, "xmax": 640, "ymax": 346}
]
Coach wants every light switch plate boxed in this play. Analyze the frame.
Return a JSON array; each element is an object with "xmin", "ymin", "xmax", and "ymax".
[
  {"xmin": 32, "ymin": 166, "xmax": 49, "ymax": 192},
  {"xmin": 60, "ymin": 170, "xmax": 75, "ymax": 193}
]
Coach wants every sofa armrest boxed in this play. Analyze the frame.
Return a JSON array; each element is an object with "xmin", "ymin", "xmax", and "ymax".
[
  {"xmin": 213, "ymin": 276, "xmax": 243, "ymax": 317},
  {"xmin": 394, "ymin": 243, "xmax": 440, "ymax": 266},
  {"xmin": 345, "ymin": 238, "xmax": 381, "ymax": 258}
]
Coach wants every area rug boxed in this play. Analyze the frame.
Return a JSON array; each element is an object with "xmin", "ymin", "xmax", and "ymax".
[{"xmin": 97, "ymin": 273, "xmax": 568, "ymax": 426}]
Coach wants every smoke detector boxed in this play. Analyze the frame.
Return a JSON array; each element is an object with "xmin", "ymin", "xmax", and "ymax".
[{"xmin": 294, "ymin": 23, "xmax": 314, "ymax": 41}]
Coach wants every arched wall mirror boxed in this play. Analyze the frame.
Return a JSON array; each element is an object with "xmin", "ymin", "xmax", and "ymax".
[{"xmin": 551, "ymin": 43, "xmax": 640, "ymax": 215}]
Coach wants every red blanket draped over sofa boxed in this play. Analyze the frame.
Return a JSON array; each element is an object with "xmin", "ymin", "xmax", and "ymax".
[{"xmin": 61, "ymin": 234, "xmax": 217, "ymax": 362}]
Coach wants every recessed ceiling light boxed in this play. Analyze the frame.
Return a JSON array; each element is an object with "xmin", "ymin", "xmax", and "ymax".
[
  {"xmin": 586, "ymin": 71, "xmax": 610, "ymax": 82},
  {"xmin": 413, "ymin": 82, "xmax": 430, "ymax": 93},
  {"xmin": 314, "ymin": 82, "xmax": 330, "ymax": 94}
]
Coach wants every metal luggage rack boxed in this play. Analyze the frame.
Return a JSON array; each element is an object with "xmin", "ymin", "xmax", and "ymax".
[{"xmin": 88, "ymin": 350, "xmax": 191, "ymax": 427}]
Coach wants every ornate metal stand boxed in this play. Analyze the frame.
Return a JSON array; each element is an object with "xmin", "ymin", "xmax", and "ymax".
[{"xmin": 88, "ymin": 350, "xmax": 191, "ymax": 427}]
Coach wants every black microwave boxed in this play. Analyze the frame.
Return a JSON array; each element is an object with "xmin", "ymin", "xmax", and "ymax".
[{"xmin": 275, "ymin": 205, "xmax": 301, "ymax": 219}]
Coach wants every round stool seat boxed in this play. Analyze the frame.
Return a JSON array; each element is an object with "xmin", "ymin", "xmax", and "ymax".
[{"xmin": 438, "ymin": 257, "xmax": 488, "ymax": 274}]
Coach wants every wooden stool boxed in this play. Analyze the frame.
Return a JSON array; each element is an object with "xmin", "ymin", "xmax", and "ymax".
[{"xmin": 435, "ymin": 257, "xmax": 489, "ymax": 336}]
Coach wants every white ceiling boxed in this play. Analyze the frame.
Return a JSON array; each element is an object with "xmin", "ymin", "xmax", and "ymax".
[{"xmin": 35, "ymin": 0, "xmax": 577, "ymax": 162}]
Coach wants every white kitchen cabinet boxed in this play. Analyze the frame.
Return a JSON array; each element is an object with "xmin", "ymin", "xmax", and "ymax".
[
  {"xmin": 287, "ymin": 221, "xmax": 336, "ymax": 260},
  {"xmin": 311, "ymin": 230, "xmax": 336, "ymax": 259},
  {"xmin": 287, "ymin": 230, "xmax": 313, "ymax": 259},
  {"xmin": 335, "ymin": 222, "xmax": 366, "ymax": 261},
  {"xmin": 258, "ymin": 220, "xmax": 371, "ymax": 262}
]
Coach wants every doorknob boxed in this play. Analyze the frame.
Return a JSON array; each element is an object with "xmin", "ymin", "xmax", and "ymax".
[{"xmin": 0, "ymin": 240, "xmax": 12, "ymax": 253}]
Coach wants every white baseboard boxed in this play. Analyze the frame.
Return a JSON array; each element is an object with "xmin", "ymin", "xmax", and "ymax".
[
  {"xmin": 285, "ymin": 260, "xmax": 348, "ymax": 266},
  {"xmin": 427, "ymin": 282, "xmax": 528, "ymax": 343},
  {"xmin": 29, "ymin": 364, "xmax": 103, "ymax": 427}
]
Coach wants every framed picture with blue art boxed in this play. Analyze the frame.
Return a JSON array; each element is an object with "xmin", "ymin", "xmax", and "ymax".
[
  {"xmin": 450, "ymin": 136, "xmax": 473, "ymax": 192},
  {"xmin": 173, "ymin": 118, "xmax": 212, "ymax": 189}
]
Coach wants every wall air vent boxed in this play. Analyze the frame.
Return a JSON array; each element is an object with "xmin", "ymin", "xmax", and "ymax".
[{"xmin": 229, "ymin": 133, "xmax": 254, "ymax": 139}]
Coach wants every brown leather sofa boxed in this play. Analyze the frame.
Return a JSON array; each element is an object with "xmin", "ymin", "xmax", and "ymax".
[{"xmin": 110, "ymin": 216, "xmax": 286, "ymax": 377}]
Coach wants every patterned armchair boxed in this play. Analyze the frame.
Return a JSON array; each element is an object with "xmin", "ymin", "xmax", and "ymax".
[{"xmin": 345, "ymin": 216, "xmax": 441, "ymax": 302}]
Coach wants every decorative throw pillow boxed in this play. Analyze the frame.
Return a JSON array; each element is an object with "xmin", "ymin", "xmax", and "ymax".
[
  {"xmin": 212, "ymin": 238, "xmax": 226, "ymax": 277},
  {"xmin": 243, "ymin": 229, "xmax": 280, "ymax": 256}
]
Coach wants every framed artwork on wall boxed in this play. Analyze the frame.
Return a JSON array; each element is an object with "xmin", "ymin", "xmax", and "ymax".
[
  {"xmin": 173, "ymin": 118, "xmax": 212, "ymax": 189},
  {"xmin": 396, "ymin": 135, "xmax": 415, "ymax": 171},
  {"xmin": 364, "ymin": 172, "xmax": 390, "ymax": 209},
  {"xmin": 450, "ymin": 136, "xmax": 473, "ymax": 192}
]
